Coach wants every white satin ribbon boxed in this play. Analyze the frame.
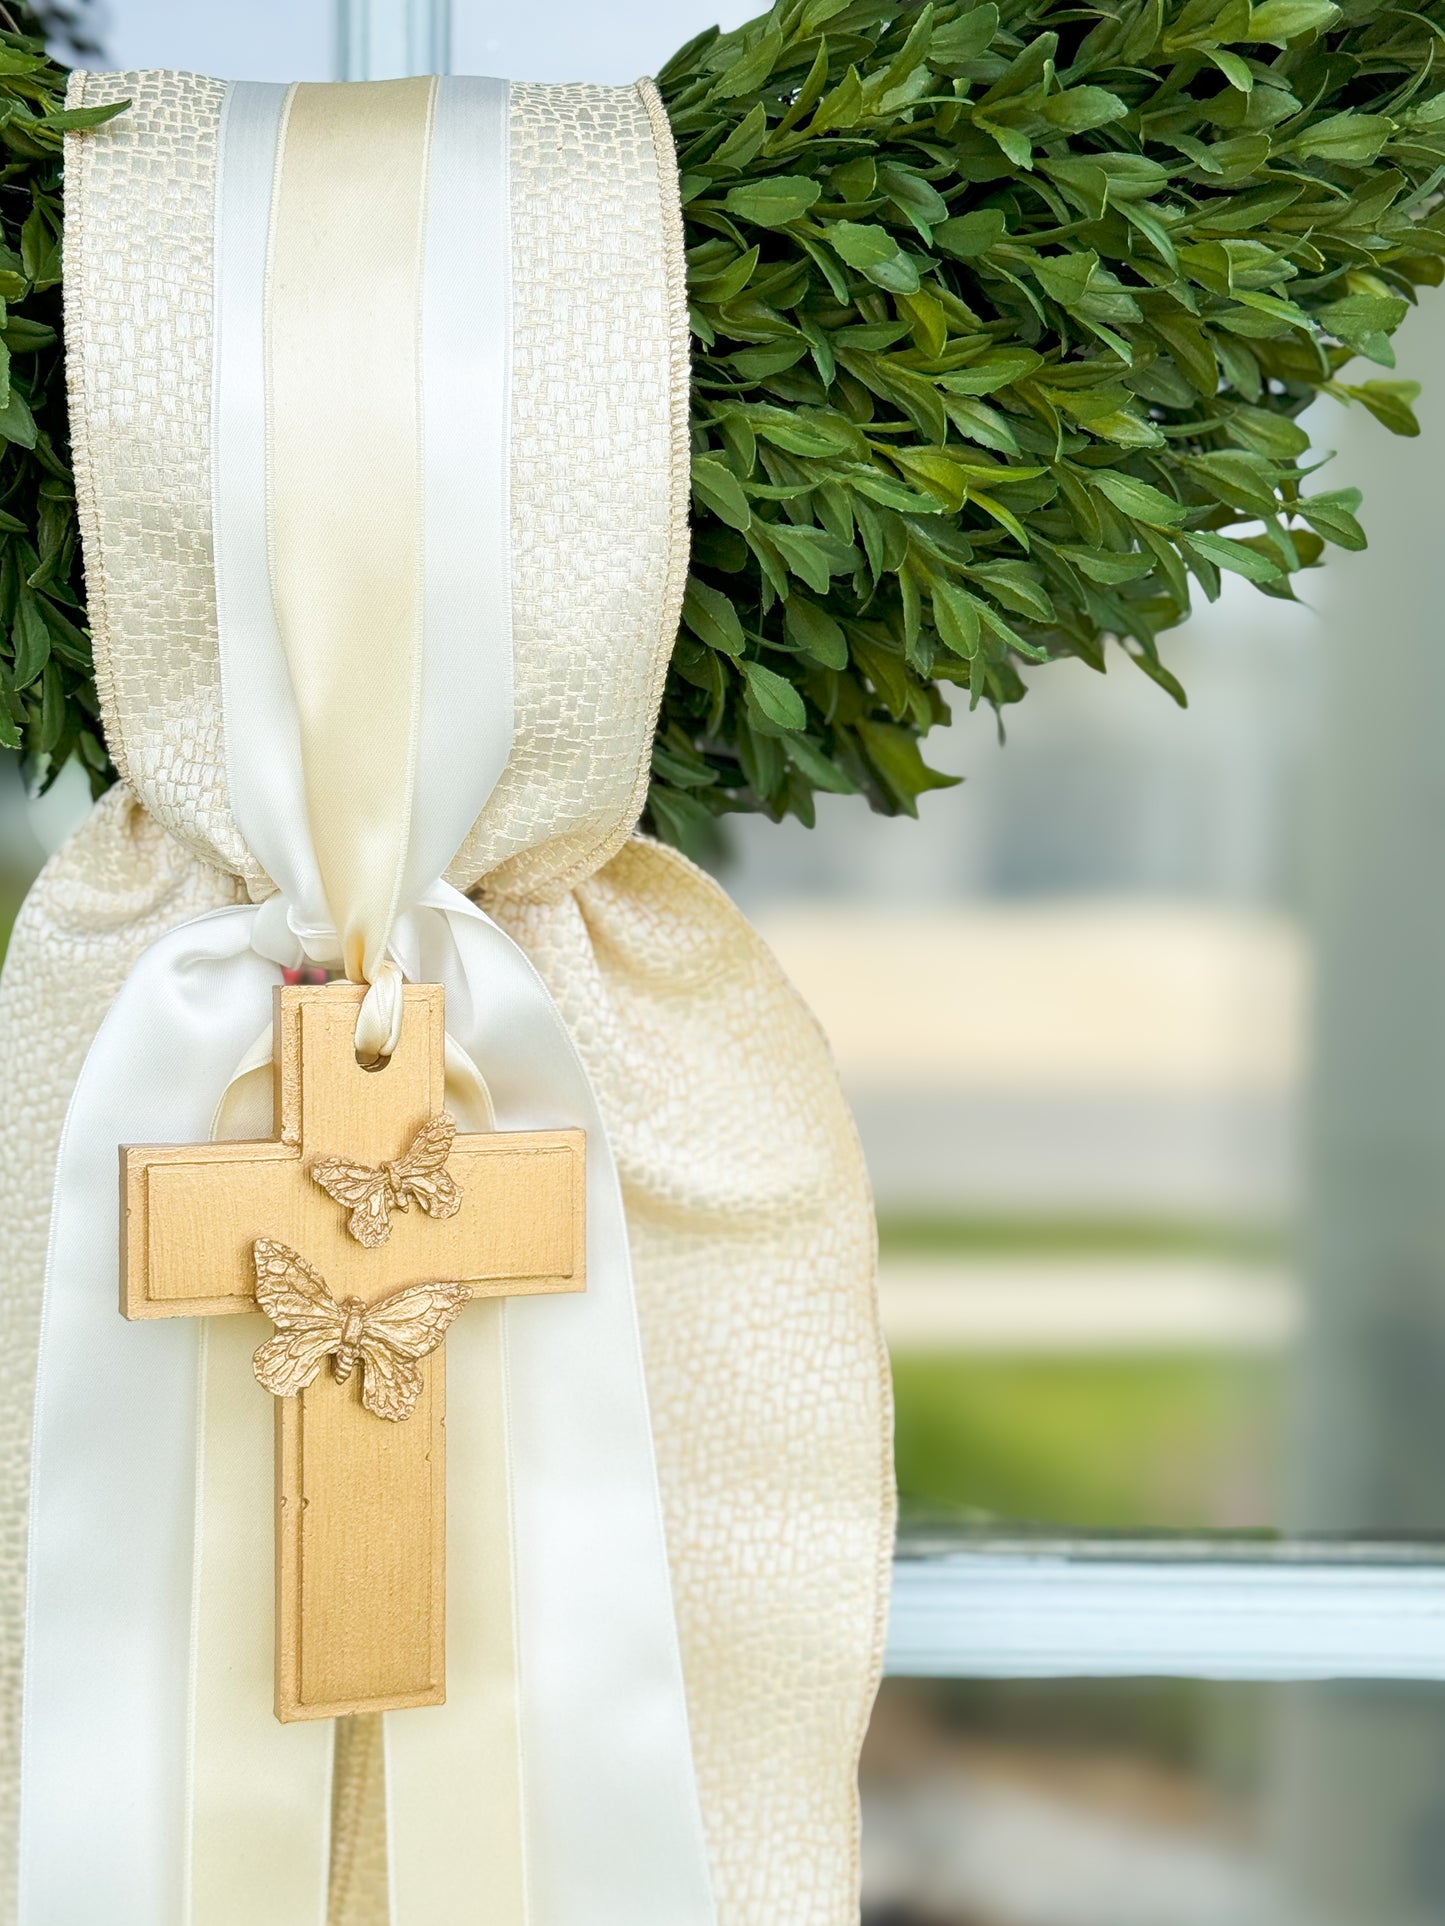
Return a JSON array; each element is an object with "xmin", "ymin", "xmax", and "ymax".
[{"xmin": 20, "ymin": 73, "xmax": 715, "ymax": 1925}]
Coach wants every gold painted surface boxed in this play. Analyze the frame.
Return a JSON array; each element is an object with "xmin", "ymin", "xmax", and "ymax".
[
  {"xmin": 120, "ymin": 982, "xmax": 584, "ymax": 1722},
  {"xmin": 125, "ymin": 1132, "xmax": 582, "ymax": 1317},
  {"xmin": 279, "ymin": 1362, "xmax": 447, "ymax": 1721}
]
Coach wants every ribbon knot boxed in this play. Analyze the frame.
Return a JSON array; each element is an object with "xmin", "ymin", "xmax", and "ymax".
[{"xmin": 249, "ymin": 893, "xmax": 406, "ymax": 1065}]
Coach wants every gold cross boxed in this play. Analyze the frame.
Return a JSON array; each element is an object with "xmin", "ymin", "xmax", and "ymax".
[{"xmin": 120, "ymin": 981, "xmax": 585, "ymax": 1722}]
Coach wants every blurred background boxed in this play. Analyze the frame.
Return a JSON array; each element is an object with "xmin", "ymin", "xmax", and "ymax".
[{"xmin": 17, "ymin": 2, "xmax": 1445, "ymax": 1921}]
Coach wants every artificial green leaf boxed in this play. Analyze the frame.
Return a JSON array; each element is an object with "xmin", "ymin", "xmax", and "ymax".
[
  {"xmin": 707, "ymin": 26, "xmax": 784, "ymax": 100},
  {"xmin": 1032, "ymin": 251, "xmax": 1142, "ymax": 326},
  {"xmin": 1181, "ymin": 529, "xmax": 1284, "ymax": 581},
  {"xmin": 1089, "ymin": 470, "xmax": 1187, "ymax": 526},
  {"xmin": 932, "ymin": 580, "xmax": 982, "ymax": 656},
  {"xmin": 942, "ymin": 395, "xmax": 1021, "ymax": 454},
  {"xmin": 33, "ymin": 99, "xmax": 129, "ymax": 133},
  {"xmin": 1181, "ymin": 449, "xmax": 1282, "ymax": 516},
  {"xmin": 968, "ymin": 560, "xmax": 1055, "ymax": 620},
  {"xmin": 1211, "ymin": 48, "xmax": 1253, "ymax": 88},
  {"xmin": 1289, "ymin": 111, "xmax": 1394, "ymax": 162},
  {"xmin": 1337, "ymin": 379, "xmax": 1422, "ymax": 437},
  {"xmin": 710, "ymin": 102, "xmax": 768, "ymax": 171},
  {"xmin": 741, "ymin": 657, "xmax": 808, "ymax": 728},
  {"xmin": 891, "ymin": 447, "xmax": 972, "ymax": 511},
  {"xmin": 1058, "ymin": 544, "xmax": 1154, "ymax": 583},
  {"xmin": 855, "ymin": 718, "xmax": 960, "ymax": 812},
  {"xmin": 724, "ymin": 174, "xmax": 822, "ymax": 226},
  {"xmin": 785, "ymin": 595, "xmax": 849, "ymax": 666},
  {"xmin": 691, "ymin": 244, "xmax": 759, "ymax": 304},
  {"xmin": 785, "ymin": 732, "xmax": 858, "ymax": 790},
  {"xmin": 1127, "ymin": 647, "xmax": 1189, "ymax": 706},
  {"xmin": 1297, "ymin": 487, "xmax": 1367, "ymax": 549},
  {"xmin": 1247, "ymin": 0, "xmax": 1339, "ymax": 42},
  {"xmin": 763, "ymin": 520, "xmax": 857, "ymax": 593},
  {"xmin": 808, "ymin": 65, "xmax": 865, "ymax": 135},
  {"xmin": 10, "ymin": 587, "xmax": 48, "ymax": 688},
  {"xmin": 682, "ymin": 578, "xmax": 746, "ymax": 655},
  {"xmin": 825, "ymin": 220, "xmax": 921, "ymax": 293},
  {"xmin": 1042, "ymin": 87, "xmax": 1127, "ymax": 132},
  {"xmin": 646, "ymin": 781, "xmax": 722, "ymax": 855},
  {"xmin": 691, "ymin": 456, "xmax": 752, "ymax": 530},
  {"xmin": 20, "ymin": 203, "xmax": 57, "ymax": 289},
  {"xmin": 898, "ymin": 288, "xmax": 948, "ymax": 358},
  {"xmin": 929, "ymin": 3, "xmax": 1000, "ymax": 71},
  {"xmin": 933, "ymin": 209, "xmax": 1007, "ymax": 259},
  {"xmin": 877, "ymin": 161, "xmax": 949, "ymax": 237},
  {"xmin": 1316, "ymin": 293, "xmax": 1409, "ymax": 352},
  {"xmin": 939, "ymin": 350, "xmax": 1043, "ymax": 395},
  {"xmin": 0, "ymin": 385, "xmax": 37, "ymax": 451}
]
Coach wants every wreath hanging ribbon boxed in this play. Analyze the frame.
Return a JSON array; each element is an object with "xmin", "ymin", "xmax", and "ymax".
[{"xmin": 2, "ymin": 69, "xmax": 887, "ymax": 1924}]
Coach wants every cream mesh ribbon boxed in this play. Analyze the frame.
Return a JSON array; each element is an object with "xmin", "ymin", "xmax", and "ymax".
[
  {"xmin": 18, "ymin": 75, "xmax": 715, "ymax": 1924},
  {"xmin": 0, "ymin": 69, "xmax": 893, "ymax": 1926}
]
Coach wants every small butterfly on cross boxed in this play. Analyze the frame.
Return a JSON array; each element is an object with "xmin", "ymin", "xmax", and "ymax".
[{"xmin": 309, "ymin": 1113, "xmax": 462, "ymax": 1248}]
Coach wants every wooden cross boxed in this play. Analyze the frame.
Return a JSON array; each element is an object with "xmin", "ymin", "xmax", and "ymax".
[{"xmin": 120, "ymin": 980, "xmax": 585, "ymax": 1722}]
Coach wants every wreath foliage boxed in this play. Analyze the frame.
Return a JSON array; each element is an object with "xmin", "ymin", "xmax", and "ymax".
[
  {"xmin": 0, "ymin": 15, "xmax": 116, "ymax": 794},
  {"xmin": 652, "ymin": 0, "xmax": 1445, "ymax": 851},
  {"xmin": 0, "ymin": 3, "xmax": 1442, "ymax": 847}
]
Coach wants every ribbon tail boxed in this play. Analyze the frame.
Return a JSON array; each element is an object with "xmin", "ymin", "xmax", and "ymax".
[
  {"xmin": 18, "ymin": 905, "xmax": 333, "ymax": 1925},
  {"xmin": 380, "ymin": 886, "xmax": 716, "ymax": 1923}
]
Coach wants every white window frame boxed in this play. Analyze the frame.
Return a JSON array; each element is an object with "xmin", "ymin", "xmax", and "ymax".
[
  {"xmin": 336, "ymin": 0, "xmax": 450, "ymax": 80},
  {"xmin": 887, "ymin": 1538, "xmax": 1445, "ymax": 1681}
]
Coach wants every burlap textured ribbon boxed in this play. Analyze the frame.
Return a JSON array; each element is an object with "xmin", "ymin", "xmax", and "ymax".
[{"xmin": 0, "ymin": 68, "xmax": 893, "ymax": 1926}]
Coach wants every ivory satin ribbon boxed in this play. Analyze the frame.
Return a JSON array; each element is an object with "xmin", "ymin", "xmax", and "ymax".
[{"xmin": 20, "ymin": 77, "xmax": 715, "ymax": 1925}]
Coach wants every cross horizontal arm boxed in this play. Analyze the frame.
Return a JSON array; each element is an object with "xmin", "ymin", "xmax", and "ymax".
[{"xmin": 122, "ymin": 1128, "xmax": 585, "ymax": 1319}]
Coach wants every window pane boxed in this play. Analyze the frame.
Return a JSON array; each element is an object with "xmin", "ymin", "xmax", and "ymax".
[
  {"xmin": 101, "ymin": 0, "xmax": 334, "ymax": 80},
  {"xmin": 863, "ymin": 1676, "xmax": 1445, "ymax": 1925},
  {"xmin": 737, "ymin": 601, "xmax": 1307, "ymax": 1533},
  {"xmin": 730, "ymin": 295, "xmax": 1445, "ymax": 1538},
  {"xmin": 451, "ymin": 0, "xmax": 758, "ymax": 84}
]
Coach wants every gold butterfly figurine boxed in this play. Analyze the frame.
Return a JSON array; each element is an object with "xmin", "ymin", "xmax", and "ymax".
[
  {"xmin": 251, "ymin": 1238, "xmax": 471, "ymax": 1423},
  {"xmin": 310, "ymin": 1112, "xmax": 462, "ymax": 1248}
]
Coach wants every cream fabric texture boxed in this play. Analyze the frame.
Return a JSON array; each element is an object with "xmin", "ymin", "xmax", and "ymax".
[{"xmin": 0, "ymin": 68, "xmax": 894, "ymax": 1924}]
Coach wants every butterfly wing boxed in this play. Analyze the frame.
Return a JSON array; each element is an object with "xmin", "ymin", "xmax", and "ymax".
[
  {"xmin": 309, "ymin": 1157, "xmax": 393, "ymax": 1248},
  {"xmin": 356, "ymin": 1280, "xmax": 472, "ymax": 1422},
  {"xmin": 363, "ymin": 1280, "xmax": 472, "ymax": 1360},
  {"xmin": 391, "ymin": 1114, "xmax": 462, "ymax": 1223},
  {"xmin": 253, "ymin": 1326, "xmax": 340, "ymax": 1399},
  {"xmin": 355, "ymin": 1339, "xmax": 426, "ymax": 1422},
  {"xmin": 251, "ymin": 1240, "xmax": 344, "ymax": 1398},
  {"xmin": 253, "ymin": 1238, "xmax": 338, "ymax": 1328}
]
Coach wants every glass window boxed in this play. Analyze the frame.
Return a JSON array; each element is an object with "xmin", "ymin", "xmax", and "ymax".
[
  {"xmin": 863, "ymin": 1676, "xmax": 1445, "ymax": 1926},
  {"xmin": 731, "ymin": 575, "xmax": 1312, "ymax": 1534},
  {"xmin": 101, "ymin": 0, "xmax": 334, "ymax": 80},
  {"xmin": 730, "ymin": 296, "xmax": 1445, "ymax": 1547},
  {"xmin": 452, "ymin": 0, "xmax": 758, "ymax": 82}
]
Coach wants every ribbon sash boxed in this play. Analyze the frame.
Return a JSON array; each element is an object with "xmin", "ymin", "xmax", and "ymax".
[{"xmin": 21, "ymin": 76, "xmax": 715, "ymax": 1924}]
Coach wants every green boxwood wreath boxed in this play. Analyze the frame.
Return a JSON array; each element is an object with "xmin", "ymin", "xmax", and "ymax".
[{"xmin": 1, "ymin": 0, "xmax": 1443, "ymax": 854}]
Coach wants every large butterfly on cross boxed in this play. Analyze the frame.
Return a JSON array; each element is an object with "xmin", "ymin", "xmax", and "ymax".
[{"xmin": 251, "ymin": 1238, "xmax": 470, "ymax": 1423}]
